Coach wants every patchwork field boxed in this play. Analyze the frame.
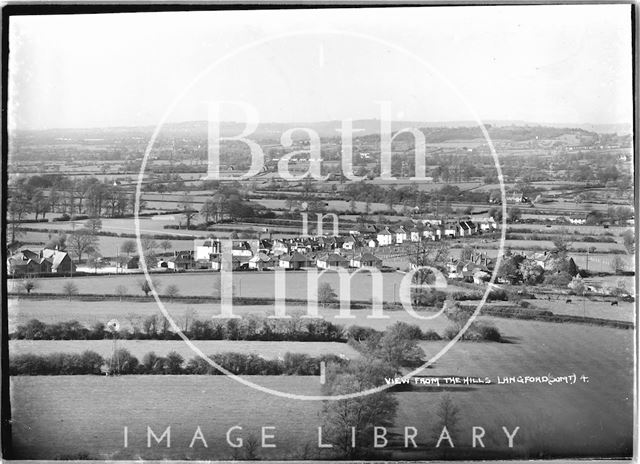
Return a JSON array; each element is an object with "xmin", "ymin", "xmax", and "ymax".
[{"xmin": 10, "ymin": 317, "xmax": 634, "ymax": 459}]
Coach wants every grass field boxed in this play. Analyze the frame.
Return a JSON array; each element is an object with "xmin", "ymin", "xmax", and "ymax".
[
  {"xmin": 9, "ymin": 339, "xmax": 358, "ymax": 360},
  {"xmin": 7, "ymin": 299, "xmax": 455, "ymax": 334},
  {"xmin": 9, "ymin": 316, "xmax": 634, "ymax": 459},
  {"xmin": 22, "ymin": 231, "xmax": 195, "ymax": 257},
  {"xmin": 525, "ymin": 297, "xmax": 635, "ymax": 322},
  {"xmin": 8, "ymin": 270, "xmax": 410, "ymax": 302},
  {"xmin": 21, "ymin": 216, "xmax": 188, "ymax": 235},
  {"xmin": 507, "ymin": 223, "xmax": 631, "ymax": 236}
]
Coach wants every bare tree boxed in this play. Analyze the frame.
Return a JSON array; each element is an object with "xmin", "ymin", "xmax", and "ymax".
[
  {"xmin": 165, "ymin": 284, "xmax": 180, "ymax": 302},
  {"xmin": 115, "ymin": 285, "xmax": 128, "ymax": 301},
  {"xmin": 84, "ymin": 218, "xmax": 103, "ymax": 234},
  {"xmin": 432, "ymin": 394, "xmax": 461, "ymax": 458},
  {"xmin": 62, "ymin": 282, "xmax": 79, "ymax": 300},
  {"xmin": 139, "ymin": 279, "xmax": 161, "ymax": 297},
  {"xmin": 610, "ymin": 255, "xmax": 626, "ymax": 274},
  {"xmin": 21, "ymin": 278, "xmax": 38, "ymax": 294},
  {"xmin": 87, "ymin": 251, "xmax": 105, "ymax": 273},
  {"xmin": 159, "ymin": 239, "xmax": 173, "ymax": 254},
  {"xmin": 120, "ymin": 240, "xmax": 136, "ymax": 256},
  {"xmin": 182, "ymin": 307, "xmax": 197, "ymax": 332},
  {"xmin": 67, "ymin": 229, "xmax": 99, "ymax": 263},
  {"xmin": 179, "ymin": 195, "xmax": 198, "ymax": 229},
  {"xmin": 318, "ymin": 283, "xmax": 337, "ymax": 308}
]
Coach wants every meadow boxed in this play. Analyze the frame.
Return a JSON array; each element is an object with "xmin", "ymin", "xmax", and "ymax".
[
  {"xmin": 22, "ymin": 231, "xmax": 195, "ymax": 256},
  {"xmin": 8, "ymin": 270, "xmax": 410, "ymax": 302},
  {"xmin": 9, "ymin": 339, "xmax": 358, "ymax": 360}
]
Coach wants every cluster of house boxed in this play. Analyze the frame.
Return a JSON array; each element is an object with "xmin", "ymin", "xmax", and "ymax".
[
  {"xmin": 371, "ymin": 217, "xmax": 496, "ymax": 246},
  {"xmin": 445, "ymin": 252, "xmax": 493, "ymax": 284},
  {"xmin": 159, "ymin": 239, "xmax": 385, "ymax": 272},
  {"xmin": 150, "ymin": 217, "xmax": 497, "ymax": 273},
  {"xmin": 6, "ymin": 248, "xmax": 76, "ymax": 276}
]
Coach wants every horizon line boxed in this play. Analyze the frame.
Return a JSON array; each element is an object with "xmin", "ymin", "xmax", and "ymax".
[{"xmin": 9, "ymin": 118, "xmax": 633, "ymax": 134}]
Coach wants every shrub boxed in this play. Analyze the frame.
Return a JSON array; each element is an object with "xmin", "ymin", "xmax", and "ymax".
[
  {"xmin": 11, "ymin": 316, "xmax": 349, "ymax": 343},
  {"xmin": 346, "ymin": 325, "xmax": 380, "ymax": 342},
  {"xmin": 10, "ymin": 351, "xmax": 104, "ymax": 375},
  {"xmin": 106, "ymin": 348, "xmax": 139, "ymax": 375},
  {"xmin": 442, "ymin": 322, "xmax": 501, "ymax": 342},
  {"xmin": 165, "ymin": 351, "xmax": 185, "ymax": 374},
  {"xmin": 442, "ymin": 325, "xmax": 459, "ymax": 341},
  {"xmin": 89, "ymin": 321, "xmax": 107, "ymax": 340},
  {"xmin": 474, "ymin": 323, "xmax": 502, "ymax": 342},
  {"xmin": 387, "ymin": 321, "xmax": 424, "ymax": 340},
  {"xmin": 487, "ymin": 289, "xmax": 508, "ymax": 301},
  {"xmin": 421, "ymin": 329, "xmax": 442, "ymax": 341},
  {"xmin": 283, "ymin": 353, "xmax": 317, "ymax": 375},
  {"xmin": 411, "ymin": 290, "xmax": 448, "ymax": 306},
  {"xmin": 544, "ymin": 271, "xmax": 573, "ymax": 287}
]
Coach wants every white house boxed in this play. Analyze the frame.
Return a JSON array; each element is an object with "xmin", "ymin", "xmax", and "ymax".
[
  {"xmin": 443, "ymin": 222, "xmax": 457, "ymax": 238},
  {"xmin": 457, "ymin": 221, "xmax": 475, "ymax": 237},
  {"xmin": 342, "ymin": 235, "xmax": 360, "ymax": 251},
  {"xmin": 377, "ymin": 228, "xmax": 394, "ymax": 246},
  {"xmin": 410, "ymin": 226, "xmax": 422, "ymax": 242},
  {"xmin": 568, "ymin": 215, "xmax": 587, "ymax": 225},
  {"xmin": 477, "ymin": 217, "xmax": 497, "ymax": 232},
  {"xmin": 232, "ymin": 241, "xmax": 253, "ymax": 258},
  {"xmin": 194, "ymin": 238, "xmax": 220, "ymax": 261},
  {"xmin": 394, "ymin": 226, "xmax": 408, "ymax": 244}
]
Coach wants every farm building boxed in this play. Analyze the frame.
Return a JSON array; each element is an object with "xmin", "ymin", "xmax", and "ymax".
[
  {"xmin": 41, "ymin": 249, "xmax": 75, "ymax": 274},
  {"xmin": 7, "ymin": 248, "xmax": 75, "ymax": 276}
]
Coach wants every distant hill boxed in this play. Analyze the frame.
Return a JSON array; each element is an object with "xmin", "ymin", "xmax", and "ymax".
[{"xmin": 11, "ymin": 119, "xmax": 629, "ymax": 142}]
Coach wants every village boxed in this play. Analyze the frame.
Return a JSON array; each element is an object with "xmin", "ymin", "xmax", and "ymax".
[{"xmin": 6, "ymin": 216, "xmax": 498, "ymax": 277}]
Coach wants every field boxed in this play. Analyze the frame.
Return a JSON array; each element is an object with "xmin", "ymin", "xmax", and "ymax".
[
  {"xmin": 8, "ymin": 271, "xmax": 410, "ymax": 302},
  {"xmin": 22, "ymin": 216, "xmax": 195, "ymax": 236},
  {"xmin": 10, "ymin": 317, "xmax": 634, "ymax": 459},
  {"xmin": 22, "ymin": 231, "xmax": 195, "ymax": 256},
  {"xmin": 9, "ymin": 339, "xmax": 358, "ymax": 360}
]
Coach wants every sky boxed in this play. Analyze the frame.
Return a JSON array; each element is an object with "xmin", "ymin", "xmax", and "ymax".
[{"xmin": 8, "ymin": 5, "xmax": 633, "ymax": 130}]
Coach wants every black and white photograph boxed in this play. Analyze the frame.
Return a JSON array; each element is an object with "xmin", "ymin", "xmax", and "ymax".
[{"xmin": 1, "ymin": 3, "xmax": 637, "ymax": 461}]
